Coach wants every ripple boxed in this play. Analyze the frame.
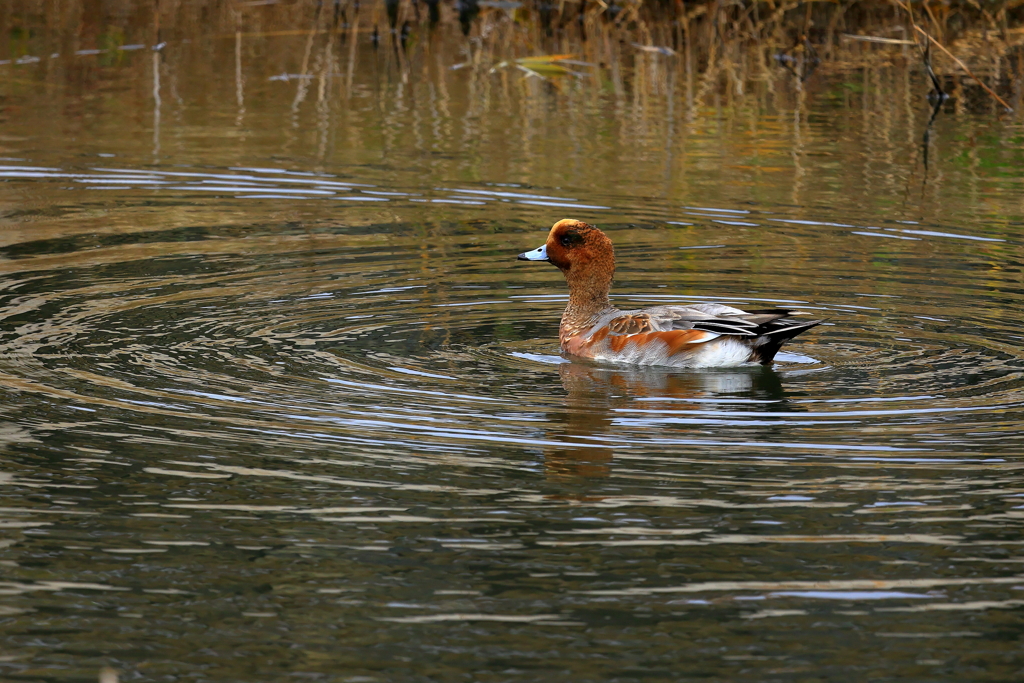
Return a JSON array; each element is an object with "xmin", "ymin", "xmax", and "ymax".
[
  {"xmin": 2, "ymin": 160, "xmax": 1024, "ymax": 682},
  {"xmin": 1, "ymin": 180, "xmax": 1023, "ymax": 465}
]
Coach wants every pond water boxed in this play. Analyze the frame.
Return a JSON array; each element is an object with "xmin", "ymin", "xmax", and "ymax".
[{"xmin": 2, "ymin": 17, "xmax": 1024, "ymax": 682}]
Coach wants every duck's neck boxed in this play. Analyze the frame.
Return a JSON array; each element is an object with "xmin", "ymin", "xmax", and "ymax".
[{"xmin": 559, "ymin": 267, "xmax": 615, "ymax": 341}]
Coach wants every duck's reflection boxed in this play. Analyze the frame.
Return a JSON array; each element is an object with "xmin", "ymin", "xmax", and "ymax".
[{"xmin": 545, "ymin": 361, "xmax": 788, "ymax": 479}]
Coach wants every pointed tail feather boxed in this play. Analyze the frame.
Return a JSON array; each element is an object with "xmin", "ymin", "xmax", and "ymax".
[{"xmin": 750, "ymin": 317, "xmax": 823, "ymax": 364}]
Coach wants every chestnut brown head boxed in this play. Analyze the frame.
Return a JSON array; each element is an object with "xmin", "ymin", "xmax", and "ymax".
[
  {"xmin": 517, "ymin": 219, "xmax": 615, "ymax": 276},
  {"xmin": 544, "ymin": 219, "xmax": 613, "ymax": 273}
]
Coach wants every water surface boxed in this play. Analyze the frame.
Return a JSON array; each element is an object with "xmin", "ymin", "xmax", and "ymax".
[{"xmin": 1, "ymin": 11, "xmax": 1024, "ymax": 682}]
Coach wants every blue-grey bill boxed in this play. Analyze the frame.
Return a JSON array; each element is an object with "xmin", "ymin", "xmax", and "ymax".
[{"xmin": 517, "ymin": 244, "xmax": 548, "ymax": 261}]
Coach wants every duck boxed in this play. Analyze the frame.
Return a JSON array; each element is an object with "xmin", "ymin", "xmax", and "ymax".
[{"xmin": 517, "ymin": 219, "xmax": 822, "ymax": 368}]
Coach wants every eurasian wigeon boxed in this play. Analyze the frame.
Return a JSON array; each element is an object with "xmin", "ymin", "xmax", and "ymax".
[{"xmin": 518, "ymin": 219, "xmax": 822, "ymax": 368}]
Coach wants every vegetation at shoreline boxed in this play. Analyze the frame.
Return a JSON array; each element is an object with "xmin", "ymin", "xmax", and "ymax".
[
  {"xmin": 1, "ymin": 0, "xmax": 1021, "ymax": 226},
  {"xmin": 1, "ymin": 0, "xmax": 1022, "ymax": 114}
]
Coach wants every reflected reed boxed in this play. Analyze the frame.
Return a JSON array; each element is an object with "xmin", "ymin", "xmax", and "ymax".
[{"xmin": 2, "ymin": 0, "xmax": 1023, "ymax": 232}]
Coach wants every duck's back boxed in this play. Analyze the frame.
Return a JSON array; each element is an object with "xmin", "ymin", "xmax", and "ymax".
[{"xmin": 564, "ymin": 303, "xmax": 821, "ymax": 368}]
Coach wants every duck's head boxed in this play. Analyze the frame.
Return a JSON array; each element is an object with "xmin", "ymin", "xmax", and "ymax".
[{"xmin": 517, "ymin": 219, "xmax": 615, "ymax": 276}]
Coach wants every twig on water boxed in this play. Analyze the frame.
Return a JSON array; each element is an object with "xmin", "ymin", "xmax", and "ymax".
[
  {"xmin": 921, "ymin": 89, "xmax": 943, "ymax": 178},
  {"xmin": 921, "ymin": 39, "xmax": 946, "ymax": 101},
  {"xmin": 890, "ymin": 0, "xmax": 1012, "ymax": 111},
  {"xmin": 841, "ymin": 34, "xmax": 915, "ymax": 45}
]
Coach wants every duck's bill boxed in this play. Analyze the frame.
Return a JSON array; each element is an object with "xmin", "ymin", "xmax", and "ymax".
[{"xmin": 517, "ymin": 244, "xmax": 549, "ymax": 261}]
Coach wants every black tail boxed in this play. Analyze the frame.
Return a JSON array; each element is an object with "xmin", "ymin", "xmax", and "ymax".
[{"xmin": 747, "ymin": 313, "xmax": 822, "ymax": 364}]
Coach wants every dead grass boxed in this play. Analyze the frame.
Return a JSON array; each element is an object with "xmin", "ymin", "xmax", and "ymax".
[{"xmin": 2, "ymin": 0, "xmax": 1022, "ymax": 113}]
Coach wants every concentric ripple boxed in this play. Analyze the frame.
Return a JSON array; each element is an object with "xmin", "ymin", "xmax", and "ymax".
[
  {"xmin": 5, "ymin": 165, "xmax": 1020, "ymax": 464},
  {"xmin": 1, "ymin": 163, "xmax": 1024, "ymax": 681},
  {"xmin": 2, "ymin": 165, "xmax": 1023, "ymax": 470}
]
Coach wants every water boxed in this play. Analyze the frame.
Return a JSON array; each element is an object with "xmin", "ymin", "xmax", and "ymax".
[{"xmin": 2, "ymin": 13, "xmax": 1024, "ymax": 682}]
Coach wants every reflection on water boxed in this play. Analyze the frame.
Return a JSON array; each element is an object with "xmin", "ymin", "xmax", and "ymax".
[
  {"xmin": 1, "ymin": 3, "xmax": 1024, "ymax": 682},
  {"xmin": 549, "ymin": 362, "xmax": 790, "ymax": 478}
]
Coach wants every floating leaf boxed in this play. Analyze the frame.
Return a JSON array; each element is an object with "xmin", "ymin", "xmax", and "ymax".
[
  {"xmin": 516, "ymin": 54, "xmax": 575, "ymax": 64},
  {"xmin": 632, "ymin": 43, "xmax": 678, "ymax": 56},
  {"xmin": 491, "ymin": 54, "xmax": 585, "ymax": 79}
]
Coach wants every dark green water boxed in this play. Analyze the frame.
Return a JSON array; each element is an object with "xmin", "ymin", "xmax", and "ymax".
[{"xmin": 1, "ymin": 13, "xmax": 1024, "ymax": 682}]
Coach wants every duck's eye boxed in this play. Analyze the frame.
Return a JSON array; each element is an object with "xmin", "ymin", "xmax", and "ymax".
[{"xmin": 559, "ymin": 231, "xmax": 583, "ymax": 248}]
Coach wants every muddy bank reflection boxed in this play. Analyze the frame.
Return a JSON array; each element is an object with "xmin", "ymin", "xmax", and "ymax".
[{"xmin": 3, "ymin": 1, "xmax": 1024, "ymax": 231}]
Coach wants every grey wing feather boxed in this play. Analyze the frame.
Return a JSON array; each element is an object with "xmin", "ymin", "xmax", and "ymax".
[
  {"xmin": 635, "ymin": 305, "xmax": 819, "ymax": 338},
  {"xmin": 631, "ymin": 305, "xmax": 758, "ymax": 336}
]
